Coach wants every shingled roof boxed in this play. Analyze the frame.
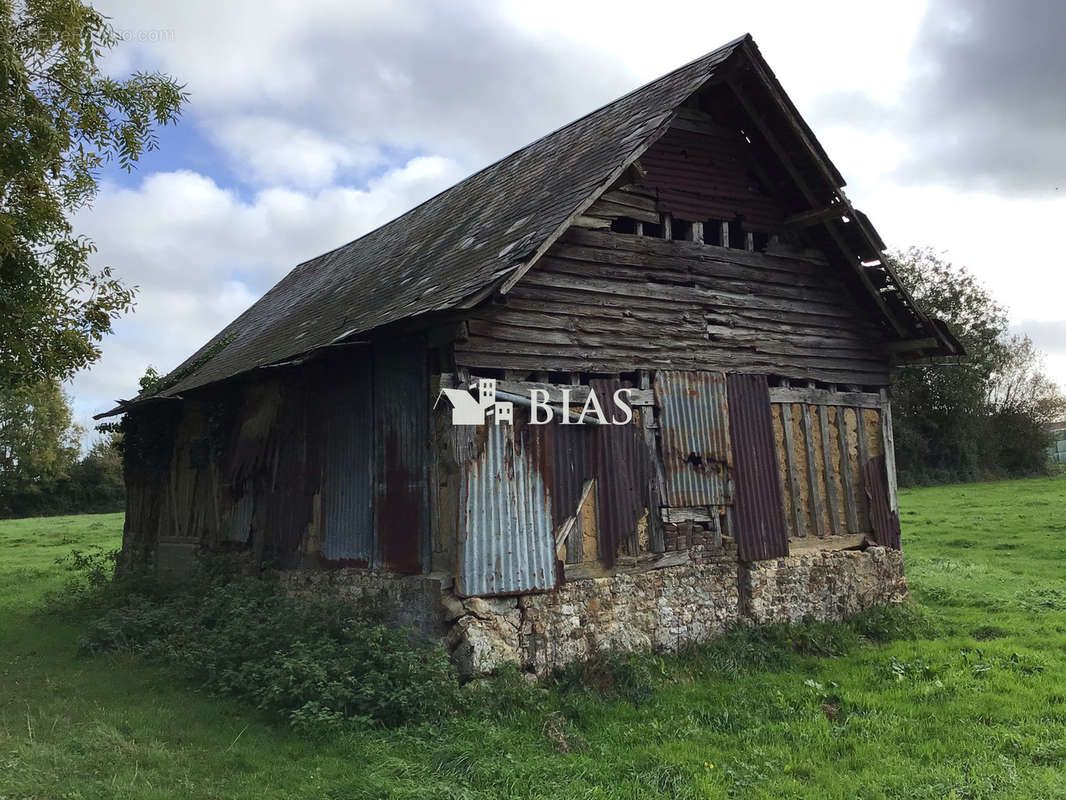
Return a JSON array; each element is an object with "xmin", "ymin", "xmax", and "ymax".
[{"xmin": 100, "ymin": 34, "xmax": 959, "ymax": 417}]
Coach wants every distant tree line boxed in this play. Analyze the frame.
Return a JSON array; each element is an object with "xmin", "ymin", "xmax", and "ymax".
[
  {"xmin": 0, "ymin": 379, "xmax": 123, "ymax": 518},
  {"xmin": 888, "ymin": 248, "xmax": 1066, "ymax": 486}
]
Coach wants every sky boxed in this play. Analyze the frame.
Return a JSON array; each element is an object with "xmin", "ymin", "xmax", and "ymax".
[{"xmin": 69, "ymin": 0, "xmax": 1066, "ymax": 438}]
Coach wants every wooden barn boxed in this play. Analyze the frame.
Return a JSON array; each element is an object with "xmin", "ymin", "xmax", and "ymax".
[{"xmin": 100, "ymin": 35, "xmax": 961, "ymax": 674}]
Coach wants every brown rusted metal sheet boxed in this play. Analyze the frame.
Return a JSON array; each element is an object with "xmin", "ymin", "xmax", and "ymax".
[
  {"xmin": 863, "ymin": 454, "xmax": 901, "ymax": 549},
  {"xmin": 589, "ymin": 378, "xmax": 649, "ymax": 566},
  {"xmin": 374, "ymin": 339, "xmax": 428, "ymax": 573},
  {"xmin": 654, "ymin": 370, "xmax": 732, "ymax": 508},
  {"xmin": 260, "ymin": 378, "xmax": 320, "ymax": 568},
  {"xmin": 456, "ymin": 412, "xmax": 558, "ymax": 597},
  {"xmin": 726, "ymin": 373, "xmax": 789, "ymax": 561},
  {"xmin": 319, "ymin": 354, "xmax": 374, "ymax": 566}
]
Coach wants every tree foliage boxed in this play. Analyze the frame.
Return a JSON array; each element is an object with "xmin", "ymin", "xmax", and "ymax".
[
  {"xmin": 888, "ymin": 247, "xmax": 1066, "ymax": 484},
  {"xmin": 0, "ymin": 0, "xmax": 186, "ymax": 394},
  {"xmin": 0, "ymin": 377, "xmax": 123, "ymax": 517}
]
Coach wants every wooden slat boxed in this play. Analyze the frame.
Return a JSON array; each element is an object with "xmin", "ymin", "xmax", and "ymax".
[
  {"xmin": 769, "ymin": 386, "xmax": 881, "ymax": 408},
  {"xmin": 800, "ymin": 403, "xmax": 824, "ymax": 537},
  {"xmin": 880, "ymin": 389, "xmax": 898, "ymax": 513},
  {"xmin": 779, "ymin": 403, "xmax": 805, "ymax": 537},
  {"xmin": 836, "ymin": 406, "xmax": 859, "ymax": 533},
  {"xmin": 855, "ymin": 405, "xmax": 870, "ymax": 529},
  {"xmin": 818, "ymin": 405, "xmax": 840, "ymax": 535}
]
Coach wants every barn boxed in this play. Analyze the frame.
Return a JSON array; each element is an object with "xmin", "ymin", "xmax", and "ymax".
[{"xmin": 99, "ymin": 34, "xmax": 961, "ymax": 675}]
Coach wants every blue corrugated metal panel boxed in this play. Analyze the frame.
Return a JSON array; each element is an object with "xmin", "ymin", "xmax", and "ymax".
[
  {"xmin": 320, "ymin": 355, "xmax": 374, "ymax": 565},
  {"xmin": 654, "ymin": 370, "xmax": 732, "ymax": 507},
  {"xmin": 456, "ymin": 418, "xmax": 558, "ymax": 597}
]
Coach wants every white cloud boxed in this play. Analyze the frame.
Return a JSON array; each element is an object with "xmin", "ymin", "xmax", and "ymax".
[
  {"xmin": 69, "ymin": 155, "xmax": 465, "ymax": 423},
  {"xmin": 210, "ymin": 116, "xmax": 382, "ymax": 188}
]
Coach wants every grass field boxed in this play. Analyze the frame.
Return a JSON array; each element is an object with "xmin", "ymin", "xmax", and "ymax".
[{"xmin": 2, "ymin": 476, "xmax": 1065, "ymax": 799}]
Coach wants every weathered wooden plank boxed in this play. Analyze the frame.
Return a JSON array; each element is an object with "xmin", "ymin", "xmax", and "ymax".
[
  {"xmin": 818, "ymin": 404, "xmax": 840, "ymax": 535},
  {"xmin": 779, "ymin": 403, "xmax": 806, "ymax": 537},
  {"xmin": 800, "ymin": 403, "xmax": 825, "ymax": 537},
  {"xmin": 880, "ymin": 389, "xmax": 898, "ymax": 513},
  {"xmin": 855, "ymin": 405, "xmax": 870, "ymax": 528},
  {"xmin": 600, "ymin": 188, "xmax": 658, "ymax": 212},
  {"xmin": 639, "ymin": 369, "xmax": 667, "ymax": 553},
  {"xmin": 769, "ymin": 386, "xmax": 881, "ymax": 408},
  {"xmin": 586, "ymin": 198, "xmax": 661, "ymax": 224},
  {"xmin": 835, "ymin": 406, "xmax": 859, "ymax": 533}
]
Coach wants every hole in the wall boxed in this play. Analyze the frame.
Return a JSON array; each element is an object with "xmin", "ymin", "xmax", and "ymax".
[
  {"xmin": 642, "ymin": 221, "xmax": 664, "ymax": 238},
  {"xmin": 752, "ymin": 231, "xmax": 770, "ymax": 252},
  {"xmin": 672, "ymin": 219, "xmax": 693, "ymax": 241},
  {"xmin": 685, "ymin": 452, "xmax": 705, "ymax": 470},
  {"xmin": 707, "ymin": 219, "xmax": 726, "ymax": 246},
  {"xmin": 610, "ymin": 217, "xmax": 641, "ymax": 234}
]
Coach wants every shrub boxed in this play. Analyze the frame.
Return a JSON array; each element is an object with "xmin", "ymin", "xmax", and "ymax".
[{"xmin": 78, "ymin": 564, "xmax": 462, "ymax": 729}]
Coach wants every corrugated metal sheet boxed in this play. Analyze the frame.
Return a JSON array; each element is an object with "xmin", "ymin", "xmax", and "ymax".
[
  {"xmin": 261, "ymin": 379, "xmax": 320, "ymax": 568},
  {"xmin": 864, "ymin": 454, "xmax": 901, "ymax": 549},
  {"xmin": 589, "ymin": 379, "xmax": 649, "ymax": 565},
  {"xmin": 456, "ymin": 417, "xmax": 558, "ymax": 597},
  {"xmin": 654, "ymin": 370, "xmax": 732, "ymax": 507},
  {"xmin": 320, "ymin": 355, "xmax": 374, "ymax": 565},
  {"xmin": 374, "ymin": 339, "xmax": 428, "ymax": 573},
  {"xmin": 726, "ymin": 374, "xmax": 788, "ymax": 561}
]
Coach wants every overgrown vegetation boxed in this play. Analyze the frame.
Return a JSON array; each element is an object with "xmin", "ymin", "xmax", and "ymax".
[
  {"xmin": 55, "ymin": 553, "xmax": 462, "ymax": 730},
  {"xmin": 3, "ymin": 475, "xmax": 1066, "ymax": 798},
  {"xmin": 889, "ymin": 248, "xmax": 1066, "ymax": 485}
]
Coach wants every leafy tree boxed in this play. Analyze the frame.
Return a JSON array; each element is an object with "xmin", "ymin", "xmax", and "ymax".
[
  {"xmin": 888, "ymin": 247, "xmax": 1066, "ymax": 484},
  {"xmin": 0, "ymin": 377, "xmax": 81, "ymax": 512},
  {"xmin": 0, "ymin": 0, "xmax": 186, "ymax": 394}
]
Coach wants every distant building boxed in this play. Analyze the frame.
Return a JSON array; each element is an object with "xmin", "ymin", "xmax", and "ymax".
[{"xmin": 98, "ymin": 35, "xmax": 961, "ymax": 676}]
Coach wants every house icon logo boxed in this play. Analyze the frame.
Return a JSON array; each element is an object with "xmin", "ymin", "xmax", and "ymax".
[{"xmin": 435, "ymin": 378, "xmax": 514, "ymax": 425}]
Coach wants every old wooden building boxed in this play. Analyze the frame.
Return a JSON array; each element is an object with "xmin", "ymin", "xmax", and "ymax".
[{"xmin": 101, "ymin": 35, "xmax": 960, "ymax": 674}]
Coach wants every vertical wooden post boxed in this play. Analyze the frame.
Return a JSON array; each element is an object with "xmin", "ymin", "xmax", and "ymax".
[
  {"xmin": 691, "ymin": 221, "xmax": 704, "ymax": 244},
  {"xmin": 779, "ymin": 402, "xmax": 805, "ymax": 537},
  {"xmin": 661, "ymin": 212, "xmax": 673, "ymax": 241},
  {"xmin": 818, "ymin": 405, "xmax": 840, "ymax": 535},
  {"xmin": 745, "ymin": 231, "xmax": 755, "ymax": 251},
  {"xmin": 800, "ymin": 402, "xmax": 824, "ymax": 538},
  {"xmin": 880, "ymin": 388, "xmax": 898, "ymax": 512},
  {"xmin": 836, "ymin": 406, "xmax": 859, "ymax": 533},
  {"xmin": 639, "ymin": 369, "xmax": 666, "ymax": 552},
  {"xmin": 634, "ymin": 221, "xmax": 644, "ymax": 236},
  {"xmin": 720, "ymin": 220, "xmax": 730, "ymax": 248}
]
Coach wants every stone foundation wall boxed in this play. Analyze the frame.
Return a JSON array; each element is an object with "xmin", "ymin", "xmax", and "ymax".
[
  {"xmin": 448, "ymin": 557, "xmax": 739, "ymax": 676},
  {"xmin": 741, "ymin": 547, "xmax": 907, "ymax": 625},
  {"xmin": 278, "ymin": 546, "xmax": 906, "ymax": 677}
]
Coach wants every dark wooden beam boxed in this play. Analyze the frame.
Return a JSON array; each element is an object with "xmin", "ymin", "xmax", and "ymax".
[{"xmin": 785, "ymin": 205, "xmax": 848, "ymax": 228}]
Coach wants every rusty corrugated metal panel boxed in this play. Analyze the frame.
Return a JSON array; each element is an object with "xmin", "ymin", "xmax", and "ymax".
[
  {"xmin": 864, "ymin": 454, "xmax": 901, "ymax": 549},
  {"xmin": 374, "ymin": 339, "xmax": 428, "ymax": 573},
  {"xmin": 589, "ymin": 379, "xmax": 649, "ymax": 566},
  {"xmin": 727, "ymin": 374, "xmax": 788, "ymax": 561},
  {"xmin": 654, "ymin": 370, "xmax": 732, "ymax": 507},
  {"xmin": 456, "ymin": 415, "xmax": 558, "ymax": 597},
  {"xmin": 320, "ymin": 355, "xmax": 374, "ymax": 565},
  {"xmin": 260, "ymin": 377, "xmax": 320, "ymax": 568},
  {"xmin": 545, "ymin": 423, "xmax": 593, "ymax": 529}
]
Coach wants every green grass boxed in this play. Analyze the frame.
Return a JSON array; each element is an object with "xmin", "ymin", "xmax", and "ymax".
[{"xmin": 2, "ymin": 476, "xmax": 1066, "ymax": 799}]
